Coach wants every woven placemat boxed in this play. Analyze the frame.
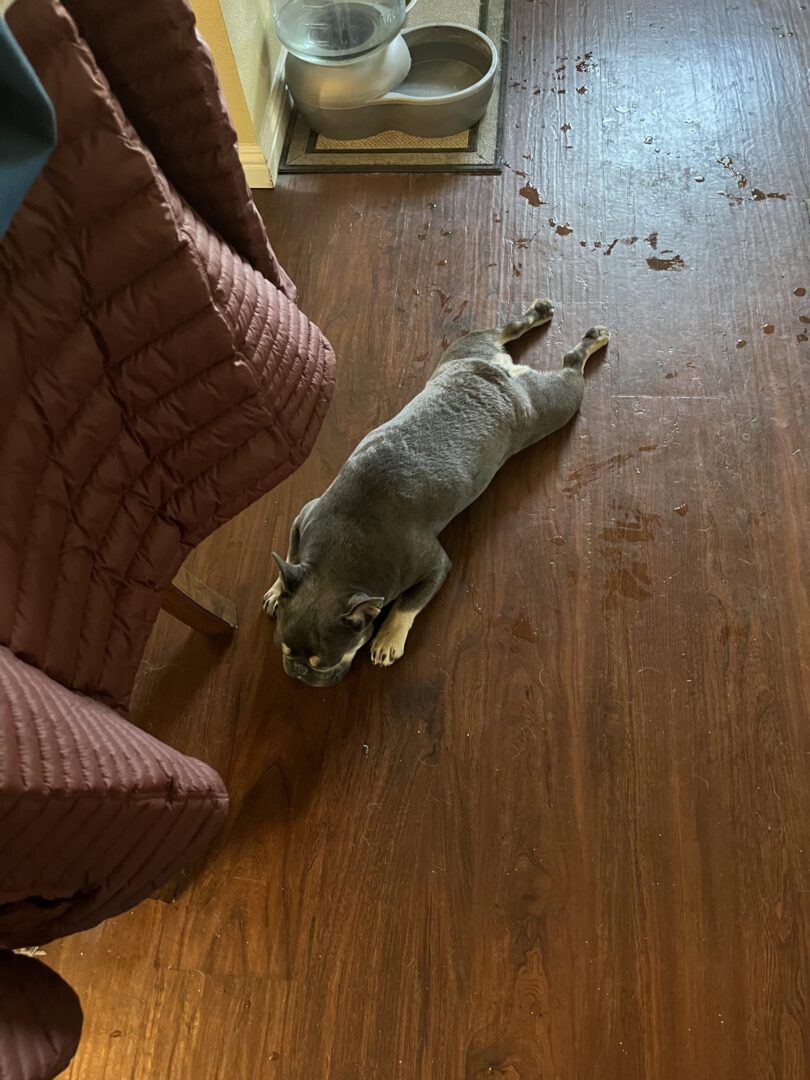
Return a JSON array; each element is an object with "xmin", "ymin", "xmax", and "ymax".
[{"xmin": 279, "ymin": 0, "xmax": 507, "ymax": 174}]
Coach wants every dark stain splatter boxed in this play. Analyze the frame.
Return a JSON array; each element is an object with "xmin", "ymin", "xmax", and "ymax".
[
  {"xmin": 604, "ymin": 238, "xmax": 619, "ymax": 255},
  {"xmin": 549, "ymin": 535, "xmax": 567, "ymax": 545},
  {"xmin": 751, "ymin": 188, "xmax": 787, "ymax": 200},
  {"xmin": 519, "ymin": 184, "xmax": 544, "ymax": 207},
  {"xmin": 437, "ymin": 289, "xmax": 452, "ymax": 310},
  {"xmin": 644, "ymin": 136, "xmax": 654, "ymax": 145},
  {"xmin": 717, "ymin": 155, "xmax": 748, "ymax": 188},
  {"xmin": 549, "ymin": 218, "xmax": 573, "ymax": 236},
  {"xmin": 763, "ymin": 323, "xmax": 775, "ymax": 334},
  {"xmin": 674, "ymin": 504, "xmax": 689, "ymax": 516},
  {"xmin": 622, "ymin": 236, "xmax": 639, "ymax": 245},
  {"xmin": 795, "ymin": 287, "xmax": 807, "ymax": 296},
  {"xmin": 736, "ymin": 339, "xmax": 747, "ymax": 349},
  {"xmin": 665, "ymin": 371, "xmax": 677, "ymax": 379},
  {"xmin": 436, "ymin": 259, "xmax": 447, "ymax": 266},
  {"xmin": 441, "ymin": 337, "xmax": 450, "ymax": 349},
  {"xmin": 720, "ymin": 192, "xmax": 744, "ymax": 206},
  {"xmin": 798, "ymin": 333, "xmax": 809, "ymax": 343},
  {"xmin": 647, "ymin": 253, "xmax": 686, "ymax": 271},
  {"xmin": 575, "ymin": 51, "xmax": 595, "ymax": 72},
  {"xmin": 513, "ymin": 237, "xmax": 531, "ymax": 249},
  {"xmin": 440, "ymin": 227, "xmax": 452, "ymax": 237},
  {"xmin": 561, "ymin": 123, "xmax": 572, "ymax": 132},
  {"xmin": 579, "ymin": 240, "xmax": 587, "ymax": 247},
  {"xmin": 576, "ymin": 85, "xmax": 588, "ymax": 94},
  {"xmin": 645, "ymin": 231, "xmax": 659, "ymax": 249},
  {"xmin": 799, "ymin": 315, "xmax": 810, "ymax": 324}
]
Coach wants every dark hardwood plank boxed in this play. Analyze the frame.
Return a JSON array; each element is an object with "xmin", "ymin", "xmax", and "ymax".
[{"xmin": 46, "ymin": 0, "xmax": 810, "ymax": 1075}]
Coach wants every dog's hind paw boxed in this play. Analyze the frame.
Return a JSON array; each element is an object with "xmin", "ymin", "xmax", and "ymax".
[{"xmin": 262, "ymin": 579, "xmax": 283, "ymax": 618}]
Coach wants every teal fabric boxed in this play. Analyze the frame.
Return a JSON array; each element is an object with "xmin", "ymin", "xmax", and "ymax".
[{"xmin": 0, "ymin": 17, "xmax": 56, "ymax": 237}]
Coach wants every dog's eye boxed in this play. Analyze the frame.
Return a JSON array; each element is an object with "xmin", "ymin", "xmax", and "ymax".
[
  {"xmin": 309, "ymin": 656, "xmax": 321, "ymax": 668},
  {"xmin": 281, "ymin": 644, "xmax": 291, "ymax": 656}
]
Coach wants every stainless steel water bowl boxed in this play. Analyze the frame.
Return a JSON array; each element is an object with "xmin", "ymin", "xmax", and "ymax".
[
  {"xmin": 292, "ymin": 23, "xmax": 499, "ymax": 140},
  {"xmin": 285, "ymin": 32, "xmax": 411, "ymax": 109}
]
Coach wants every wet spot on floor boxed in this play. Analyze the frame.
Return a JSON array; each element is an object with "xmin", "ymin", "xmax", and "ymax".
[
  {"xmin": 736, "ymin": 339, "xmax": 747, "ymax": 349},
  {"xmin": 763, "ymin": 323, "xmax": 775, "ymax": 334},
  {"xmin": 562, "ymin": 446, "xmax": 656, "ymax": 495},
  {"xmin": 665, "ymin": 371, "xmax": 677, "ymax": 379},
  {"xmin": 674, "ymin": 504, "xmax": 689, "ymax": 516},
  {"xmin": 511, "ymin": 617, "xmax": 538, "ymax": 642},
  {"xmin": 576, "ymin": 85, "xmax": 588, "ymax": 94},
  {"xmin": 795, "ymin": 287, "xmax": 807, "ymax": 296},
  {"xmin": 600, "ymin": 510, "xmax": 661, "ymax": 543}
]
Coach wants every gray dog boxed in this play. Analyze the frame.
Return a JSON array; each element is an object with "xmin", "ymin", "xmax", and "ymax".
[{"xmin": 263, "ymin": 299, "xmax": 608, "ymax": 686}]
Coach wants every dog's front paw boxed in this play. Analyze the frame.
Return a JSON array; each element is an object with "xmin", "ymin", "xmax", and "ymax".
[
  {"xmin": 371, "ymin": 635, "xmax": 404, "ymax": 666},
  {"xmin": 370, "ymin": 610, "xmax": 415, "ymax": 667},
  {"xmin": 262, "ymin": 579, "xmax": 284, "ymax": 618}
]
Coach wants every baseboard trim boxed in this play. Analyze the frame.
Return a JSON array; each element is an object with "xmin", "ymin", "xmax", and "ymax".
[
  {"xmin": 258, "ymin": 49, "xmax": 291, "ymax": 186},
  {"xmin": 238, "ymin": 143, "xmax": 273, "ymax": 189}
]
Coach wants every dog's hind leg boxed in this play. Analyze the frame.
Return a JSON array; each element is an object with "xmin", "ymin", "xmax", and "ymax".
[
  {"xmin": 562, "ymin": 325, "xmax": 610, "ymax": 371},
  {"xmin": 370, "ymin": 546, "xmax": 452, "ymax": 667},
  {"xmin": 511, "ymin": 325, "xmax": 610, "ymax": 451},
  {"xmin": 435, "ymin": 299, "xmax": 554, "ymax": 369},
  {"xmin": 497, "ymin": 298, "xmax": 555, "ymax": 343}
]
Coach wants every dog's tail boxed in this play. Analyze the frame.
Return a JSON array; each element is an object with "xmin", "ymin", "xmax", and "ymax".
[{"xmin": 563, "ymin": 326, "xmax": 610, "ymax": 372}]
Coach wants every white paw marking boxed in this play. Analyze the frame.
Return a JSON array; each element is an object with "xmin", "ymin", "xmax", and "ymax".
[
  {"xmin": 371, "ymin": 610, "xmax": 416, "ymax": 667},
  {"xmin": 262, "ymin": 579, "xmax": 283, "ymax": 617}
]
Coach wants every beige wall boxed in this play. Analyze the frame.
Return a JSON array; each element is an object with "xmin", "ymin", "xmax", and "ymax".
[
  {"xmin": 189, "ymin": 0, "xmax": 257, "ymax": 145},
  {"xmin": 190, "ymin": 0, "xmax": 287, "ymax": 185}
]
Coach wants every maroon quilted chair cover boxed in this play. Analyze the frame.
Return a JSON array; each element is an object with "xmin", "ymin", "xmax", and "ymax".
[{"xmin": 0, "ymin": 0, "xmax": 335, "ymax": 1075}]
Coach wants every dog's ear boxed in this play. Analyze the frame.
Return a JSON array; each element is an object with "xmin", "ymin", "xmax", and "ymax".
[
  {"xmin": 342, "ymin": 593, "xmax": 384, "ymax": 630},
  {"xmin": 272, "ymin": 552, "xmax": 308, "ymax": 594}
]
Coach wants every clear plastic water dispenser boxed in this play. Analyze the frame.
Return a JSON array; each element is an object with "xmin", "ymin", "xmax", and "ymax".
[{"xmin": 271, "ymin": 0, "xmax": 407, "ymax": 62}]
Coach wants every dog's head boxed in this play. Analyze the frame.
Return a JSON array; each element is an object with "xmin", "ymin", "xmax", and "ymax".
[{"xmin": 271, "ymin": 553, "xmax": 383, "ymax": 687}]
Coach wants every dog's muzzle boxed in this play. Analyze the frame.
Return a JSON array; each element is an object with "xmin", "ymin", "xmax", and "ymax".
[{"xmin": 283, "ymin": 656, "xmax": 351, "ymax": 687}]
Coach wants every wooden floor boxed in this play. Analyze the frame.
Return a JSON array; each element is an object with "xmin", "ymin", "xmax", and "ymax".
[{"xmin": 49, "ymin": 0, "xmax": 810, "ymax": 1076}]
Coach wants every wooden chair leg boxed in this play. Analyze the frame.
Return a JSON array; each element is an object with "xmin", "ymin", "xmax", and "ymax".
[{"xmin": 161, "ymin": 566, "xmax": 238, "ymax": 635}]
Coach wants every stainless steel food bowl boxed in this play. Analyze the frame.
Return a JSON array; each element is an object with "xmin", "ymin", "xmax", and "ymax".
[{"xmin": 291, "ymin": 23, "xmax": 499, "ymax": 140}]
